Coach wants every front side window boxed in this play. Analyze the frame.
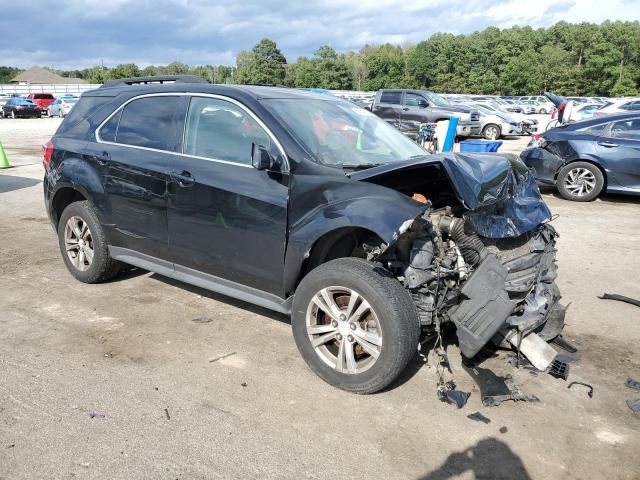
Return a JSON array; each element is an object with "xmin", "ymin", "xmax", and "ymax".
[
  {"xmin": 608, "ymin": 118, "xmax": 640, "ymax": 140},
  {"xmin": 183, "ymin": 96, "xmax": 271, "ymax": 165},
  {"xmin": 115, "ymin": 96, "xmax": 183, "ymax": 152},
  {"xmin": 404, "ymin": 93, "xmax": 428, "ymax": 107}
]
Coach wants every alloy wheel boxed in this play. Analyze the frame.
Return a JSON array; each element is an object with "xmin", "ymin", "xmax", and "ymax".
[
  {"xmin": 564, "ymin": 167, "xmax": 596, "ymax": 197},
  {"xmin": 64, "ymin": 216, "xmax": 94, "ymax": 271},
  {"xmin": 484, "ymin": 125, "xmax": 499, "ymax": 140},
  {"xmin": 306, "ymin": 286, "xmax": 382, "ymax": 374}
]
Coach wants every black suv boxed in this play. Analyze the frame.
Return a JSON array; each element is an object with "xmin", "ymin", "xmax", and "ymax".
[{"xmin": 44, "ymin": 76, "xmax": 565, "ymax": 393}]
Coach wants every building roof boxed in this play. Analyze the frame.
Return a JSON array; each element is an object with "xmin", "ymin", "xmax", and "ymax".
[{"xmin": 10, "ymin": 66, "xmax": 87, "ymax": 84}]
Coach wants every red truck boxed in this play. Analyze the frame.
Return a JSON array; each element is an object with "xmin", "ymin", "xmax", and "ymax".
[{"xmin": 27, "ymin": 93, "xmax": 55, "ymax": 116}]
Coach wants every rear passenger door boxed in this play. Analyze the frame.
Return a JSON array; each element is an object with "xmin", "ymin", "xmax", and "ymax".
[
  {"xmin": 596, "ymin": 117, "xmax": 640, "ymax": 192},
  {"xmin": 165, "ymin": 95, "xmax": 289, "ymax": 295},
  {"xmin": 93, "ymin": 94, "xmax": 187, "ymax": 259},
  {"xmin": 372, "ymin": 91, "xmax": 403, "ymax": 129}
]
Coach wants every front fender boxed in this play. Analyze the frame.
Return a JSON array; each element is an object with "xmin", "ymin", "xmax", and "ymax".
[{"xmin": 283, "ymin": 191, "xmax": 427, "ymax": 294}]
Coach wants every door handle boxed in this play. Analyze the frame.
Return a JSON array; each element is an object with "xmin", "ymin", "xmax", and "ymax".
[
  {"xmin": 402, "ymin": 107, "xmax": 409, "ymax": 111},
  {"xmin": 598, "ymin": 141, "xmax": 618, "ymax": 148},
  {"xmin": 170, "ymin": 170, "xmax": 195, "ymax": 187}
]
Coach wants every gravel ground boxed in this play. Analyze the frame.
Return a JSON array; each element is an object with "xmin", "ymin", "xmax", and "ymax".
[{"xmin": 1, "ymin": 116, "xmax": 639, "ymax": 480}]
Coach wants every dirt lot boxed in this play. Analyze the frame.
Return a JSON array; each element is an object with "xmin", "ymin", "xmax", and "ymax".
[{"xmin": 1, "ymin": 117, "xmax": 639, "ymax": 480}]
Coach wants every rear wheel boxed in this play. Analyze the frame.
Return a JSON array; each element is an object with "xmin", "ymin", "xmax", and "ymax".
[
  {"xmin": 482, "ymin": 123, "xmax": 501, "ymax": 140},
  {"xmin": 539, "ymin": 108, "xmax": 547, "ymax": 114},
  {"xmin": 292, "ymin": 258, "xmax": 420, "ymax": 394},
  {"xmin": 57, "ymin": 201, "xmax": 120, "ymax": 283},
  {"xmin": 557, "ymin": 162, "xmax": 604, "ymax": 201}
]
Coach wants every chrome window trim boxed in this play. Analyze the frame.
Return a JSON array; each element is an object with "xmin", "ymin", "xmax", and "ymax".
[{"xmin": 94, "ymin": 91, "xmax": 289, "ymax": 171}]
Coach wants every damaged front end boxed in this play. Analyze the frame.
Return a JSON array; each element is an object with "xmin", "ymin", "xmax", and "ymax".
[{"xmin": 359, "ymin": 153, "xmax": 565, "ymax": 365}]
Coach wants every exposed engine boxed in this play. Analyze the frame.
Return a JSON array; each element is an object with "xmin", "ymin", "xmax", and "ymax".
[{"xmin": 371, "ymin": 207, "xmax": 565, "ymax": 359}]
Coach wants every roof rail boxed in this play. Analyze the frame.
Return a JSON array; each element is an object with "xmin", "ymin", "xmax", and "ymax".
[{"xmin": 100, "ymin": 75, "xmax": 208, "ymax": 88}]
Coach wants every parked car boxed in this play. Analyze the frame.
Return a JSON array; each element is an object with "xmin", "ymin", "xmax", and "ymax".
[
  {"xmin": 471, "ymin": 104, "xmax": 524, "ymax": 139},
  {"xmin": 2, "ymin": 98, "xmax": 41, "ymax": 118},
  {"xmin": 27, "ymin": 93, "xmax": 55, "ymax": 115},
  {"xmin": 572, "ymin": 103, "xmax": 601, "ymax": 121},
  {"xmin": 371, "ymin": 89, "xmax": 481, "ymax": 139},
  {"xmin": 593, "ymin": 97, "xmax": 640, "ymax": 116},
  {"xmin": 521, "ymin": 100, "xmax": 552, "ymax": 114},
  {"xmin": 496, "ymin": 99, "xmax": 525, "ymax": 113},
  {"xmin": 521, "ymin": 112, "xmax": 640, "ymax": 201},
  {"xmin": 44, "ymin": 75, "xmax": 565, "ymax": 393},
  {"xmin": 47, "ymin": 97, "xmax": 78, "ymax": 117}
]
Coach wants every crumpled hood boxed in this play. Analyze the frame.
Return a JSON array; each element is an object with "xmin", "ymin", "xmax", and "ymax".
[{"xmin": 350, "ymin": 153, "xmax": 551, "ymax": 239}]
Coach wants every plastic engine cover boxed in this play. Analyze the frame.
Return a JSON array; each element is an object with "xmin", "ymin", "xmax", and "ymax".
[{"xmin": 448, "ymin": 254, "xmax": 515, "ymax": 358}]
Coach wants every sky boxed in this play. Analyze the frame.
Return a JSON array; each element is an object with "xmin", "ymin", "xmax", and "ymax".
[{"xmin": 2, "ymin": 0, "xmax": 639, "ymax": 70}]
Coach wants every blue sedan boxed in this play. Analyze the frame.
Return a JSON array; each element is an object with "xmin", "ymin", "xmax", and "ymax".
[{"xmin": 520, "ymin": 112, "xmax": 640, "ymax": 201}]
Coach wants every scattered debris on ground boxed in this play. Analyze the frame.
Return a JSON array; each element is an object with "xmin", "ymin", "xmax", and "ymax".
[
  {"xmin": 624, "ymin": 378, "xmax": 640, "ymax": 391},
  {"xmin": 548, "ymin": 359, "xmax": 570, "ymax": 380},
  {"xmin": 164, "ymin": 408, "xmax": 170, "ymax": 420},
  {"xmin": 89, "ymin": 412, "xmax": 106, "ymax": 419},
  {"xmin": 208, "ymin": 352, "xmax": 237, "ymax": 363},
  {"xmin": 192, "ymin": 316, "xmax": 215, "ymax": 323},
  {"xmin": 467, "ymin": 412, "xmax": 491, "ymax": 424},
  {"xmin": 499, "ymin": 426, "xmax": 508, "ymax": 434},
  {"xmin": 568, "ymin": 382, "xmax": 594, "ymax": 398},
  {"xmin": 626, "ymin": 399, "xmax": 640, "ymax": 413},
  {"xmin": 598, "ymin": 293, "xmax": 640, "ymax": 308},
  {"xmin": 464, "ymin": 364, "xmax": 539, "ymax": 407}
]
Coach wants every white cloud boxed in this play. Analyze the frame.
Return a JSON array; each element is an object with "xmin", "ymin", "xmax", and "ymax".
[{"xmin": 0, "ymin": 0, "xmax": 637, "ymax": 68}]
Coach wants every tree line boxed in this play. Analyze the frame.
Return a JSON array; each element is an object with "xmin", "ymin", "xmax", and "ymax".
[{"xmin": 2, "ymin": 21, "xmax": 639, "ymax": 96}]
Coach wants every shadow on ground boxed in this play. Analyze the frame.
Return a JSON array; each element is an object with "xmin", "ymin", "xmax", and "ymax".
[
  {"xmin": 419, "ymin": 437, "xmax": 530, "ymax": 480},
  {"xmin": 0, "ymin": 175, "xmax": 41, "ymax": 194}
]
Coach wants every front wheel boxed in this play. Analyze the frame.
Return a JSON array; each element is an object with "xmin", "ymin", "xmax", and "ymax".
[
  {"xmin": 539, "ymin": 108, "xmax": 547, "ymax": 114},
  {"xmin": 556, "ymin": 161, "xmax": 604, "ymax": 201},
  {"xmin": 292, "ymin": 258, "xmax": 420, "ymax": 394}
]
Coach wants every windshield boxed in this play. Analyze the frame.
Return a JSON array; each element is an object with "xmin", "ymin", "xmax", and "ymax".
[{"xmin": 264, "ymin": 98, "xmax": 426, "ymax": 168}]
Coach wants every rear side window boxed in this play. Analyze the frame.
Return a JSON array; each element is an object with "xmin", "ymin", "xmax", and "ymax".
[
  {"xmin": 609, "ymin": 118, "xmax": 640, "ymax": 140},
  {"xmin": 380, "ymin": 91, "xmax": 402, "ymax": 105},
  {"xmin": 115, "ymin": 96, "xmax": 183, "ymax": 152},
  {"xmin": 34, "ymin": 94, "xmax": 54, "ymax": 99}
]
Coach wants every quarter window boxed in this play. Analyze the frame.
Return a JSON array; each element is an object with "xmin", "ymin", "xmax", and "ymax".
[
  {"xmin": 183, "ymin": 97, "xmax": 271, "ymax": 165},
  {"xmin": 114, "ymin": 96, "xmax": 183, "ymax": 152}
]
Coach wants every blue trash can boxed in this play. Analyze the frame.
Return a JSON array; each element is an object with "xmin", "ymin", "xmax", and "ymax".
[{"xmin": 459, "ymin": 140, "xmax": 503, "ymax": 153}]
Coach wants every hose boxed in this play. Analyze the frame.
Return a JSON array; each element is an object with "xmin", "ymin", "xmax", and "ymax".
[{"xmin": 446, "ymin": 217, "xmax": 487, "ymax": 267}]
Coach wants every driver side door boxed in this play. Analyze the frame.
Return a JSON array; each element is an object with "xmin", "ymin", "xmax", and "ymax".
[
  {"xmin": 166, "ymin": 95, "xmax": 289, "ymax": 296},
  {"xmin": 400, "ymin": 92, "xmax": 431, "ymax": 136}
]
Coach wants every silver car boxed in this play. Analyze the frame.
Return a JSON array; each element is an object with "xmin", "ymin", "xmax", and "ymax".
[{"xmin": 47, "ymin": 97, "xmax": 78, "ymax": 117}]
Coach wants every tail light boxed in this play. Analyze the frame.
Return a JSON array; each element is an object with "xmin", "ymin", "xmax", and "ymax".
[
  {"xmin": 530, "ymin": 134, "xmax": 547, "ymax": 148},
  {"xmin": 43, "ymin": 140, "xmax": 53, "ymax": 171},
  {"xmin": 16, "ymin": 106, "xmax": 24, "ymax": 110}
]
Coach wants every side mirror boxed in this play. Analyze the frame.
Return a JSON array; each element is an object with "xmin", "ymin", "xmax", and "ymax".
[{"xmin": 251, "ymin": 143, "xmax": 274, "ymax": 170}]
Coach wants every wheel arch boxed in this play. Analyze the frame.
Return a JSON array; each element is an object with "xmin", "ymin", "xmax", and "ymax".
[{"xmin": 51, "ymin": 185, "xmax": 89, "ymax": 228}]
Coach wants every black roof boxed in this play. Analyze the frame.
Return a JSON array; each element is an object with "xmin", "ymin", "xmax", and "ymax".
[{"xmin": 88, "ymin": 75, "xmax": 332, "ymax": 101}]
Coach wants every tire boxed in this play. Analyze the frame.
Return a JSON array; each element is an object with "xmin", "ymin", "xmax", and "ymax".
[
  {"xmin": 57, "ymin": 200, "xmax": 120, "ymax": 283},
  {"xmin": 482, "ymin": 123, "xmax": 501, "ymax": 140},
  {"xmin": 291, "ymin": 257, "xmax": 420, "ymax": 394},
  {"xmin": 539, "ymin": 108, "xmax": 547, "ymax": 114},
  {"xmin": 556, "ymin": 161, "xmax": 604, "ymax": 202}
]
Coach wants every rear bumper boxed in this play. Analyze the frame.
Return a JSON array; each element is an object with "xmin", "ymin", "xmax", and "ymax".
[{"xmin": 520, "ymin": 147, "xmax": 564, "ymax": 184}]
